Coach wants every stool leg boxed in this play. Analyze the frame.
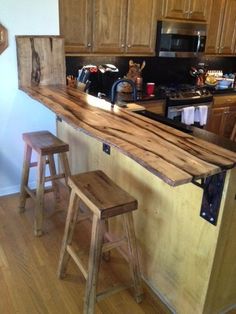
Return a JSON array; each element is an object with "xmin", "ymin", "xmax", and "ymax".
[
  {"xmin": 84, "ymin": 216, "xmax": 104, "ymax": 314},
  {"xmin": 102, "ymin": 219, "xmax": 111, "ymax": 262},
  {"xmin": 60, "ymin": 152, "xmax": 71, "ymax": 185},
  {"xmin": 34, "ymin": 155, "xmax": 47, "ymax": 236},
  {"xmin": 19, "ymin": 144, "xmax": 32, "ymax": 213},
  {"xmin": 123, "ymin": 212, "xmax": 144, "ymax": 303},
  {"xmin": 58, "ymin": 190, "xmax": 80, "ymax": 278},
  {"xmin": 48, "ymin": 154, "xmax": 60, "ymax": 204}
]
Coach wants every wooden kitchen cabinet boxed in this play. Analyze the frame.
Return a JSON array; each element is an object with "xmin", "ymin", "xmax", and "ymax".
[
  {"xmin": 92, "ymin": 0, "xmax": 127, "ymax": 53},
  {"xmin": 141, "ymin": 99, "xmax": 166, "ymax": 115},
  {"xmin": 59, "ymin": 0, "xmax": 157, "ymax": 55},
  {"xmin": 124, "ymin": 0, "xmax": 157, "ymax": 55},
  {"xmin": 59, "ymin": 0, "xmax": 93, "ymax": 53},
  {"xmin": 162, "ymin": 0, "xmax": 212, "ymax": 21},
  {"xmin": 206, "ymin": 95, "xmax": 236, "ymax": 138},
  {"xmin": 205, "ymin": 0, "xmax": 236, "ymax": 54}
]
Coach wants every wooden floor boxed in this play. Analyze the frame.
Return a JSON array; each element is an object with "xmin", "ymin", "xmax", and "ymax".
[{"xmin": 0, "ymin": 187, "xmax": 171, "ymax": 314}]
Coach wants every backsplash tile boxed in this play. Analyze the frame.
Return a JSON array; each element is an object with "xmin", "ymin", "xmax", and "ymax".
[{"xmin": 66, "ymin": 55, "xmax": 236, "ymax": 90}]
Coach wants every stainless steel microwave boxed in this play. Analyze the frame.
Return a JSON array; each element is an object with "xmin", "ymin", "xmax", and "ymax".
[{"xmin": 156, "ymin": 21, "xmax": 207, "ymax": 57}]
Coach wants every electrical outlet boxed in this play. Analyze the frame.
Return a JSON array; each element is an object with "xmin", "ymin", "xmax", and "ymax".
[{"xmin": 103, "ymin": 143, "xmax": 110, "ymax": 155}]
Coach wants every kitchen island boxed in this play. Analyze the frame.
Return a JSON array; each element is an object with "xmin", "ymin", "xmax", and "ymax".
[
  {"xmin": 21, "ymin": 84, "xmax": 236, "ymax": 314},
  {"xmin": 16, "ymin": 35, "xmax": 236, "ymax": 314}
]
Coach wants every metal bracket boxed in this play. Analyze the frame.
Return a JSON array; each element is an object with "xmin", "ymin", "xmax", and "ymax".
[{"xmin": 192, "ymin": 172, "xmax": 226, "ymax": 226}]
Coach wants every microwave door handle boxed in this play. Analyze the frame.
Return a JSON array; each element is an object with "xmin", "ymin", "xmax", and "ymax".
[{"xmin": 196, "ymin": 34, "xmax": 201, "ymax": 52}]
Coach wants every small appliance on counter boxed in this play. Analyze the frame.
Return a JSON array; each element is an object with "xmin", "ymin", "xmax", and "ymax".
[
  {"xmin": 85, "ymin": 63, "xmax": 120, "ymax": 97},
  {"xmin": 205, "ymin": 70, "xmax": 235, "ymax": 90}
]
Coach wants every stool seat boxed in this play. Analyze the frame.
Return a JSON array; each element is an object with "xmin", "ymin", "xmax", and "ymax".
[
  {"xmin": 58, "ymin": 170, "xmax": 143, "ymax": 314},
  {"xmin": 23, "ymin": 131, "xmax": 69, "ymax": 155},
  {"xmin": 19, "ymin": 130, "xmax": 71, "ymax": 236},
  {"xmin": 69, "ymin": 170, "xmax": 137, "ymax": 219}
]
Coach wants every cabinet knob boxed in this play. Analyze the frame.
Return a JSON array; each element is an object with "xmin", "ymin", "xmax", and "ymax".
[
  {"xmin": 189, "ymin": 11, "xmax": 193, "ymax": 15},
  {"xmin": 127, "ymin": 44, "xmax": 131, "ymax": 48},
  {"xmin": 121, "ymin": 44, "xmax": 125, "ymax": 48},
  {"xmin": 87, "ymin": 43, "xmax": 91, "ymax": 47}
]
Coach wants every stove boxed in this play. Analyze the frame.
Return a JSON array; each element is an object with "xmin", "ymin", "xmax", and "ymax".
[
  {"xmin": 159, "ymin": 85, "xmax": 213, "ymax": 127},
  {"xmin": 157, "ymin": 84, "xmax": 213, "ymax": 106}
]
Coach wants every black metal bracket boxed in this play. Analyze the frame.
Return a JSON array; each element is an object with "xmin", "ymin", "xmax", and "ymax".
[{"xmin": 192, "ymin": 172, "xmax": 226, "ymax": 226}]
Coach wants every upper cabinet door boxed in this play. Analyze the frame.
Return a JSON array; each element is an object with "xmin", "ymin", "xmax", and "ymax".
[
  {"xmin": 92, "ymin": 0, "xmax": 127, "ymax": 53},
  {"xmin": 59, "ymin": 0, "xmax": 92, "ymax": 53},
  {"xmin": 205, "ymin": 0, "xmax": 226, "ymax": 54},
  {"xmin": 59, "ymin": 0, "xmax": 157, "ymax": 55},
  {"xmin": 126, "ymin": 0, "xmax": 157, "ymax": 54},
  {"xmin": 162, "ymin": 0, "xmax": 190, "ymax": 20},
  {"xmin": 219, "ymin": 0, "xmax": 236, "ymax": 54},
  {"xmin": 189, "ymin": 0, "xmax": 212, "ymax": 21},
  {"xmin": 162, "ymin": 0, "xmax": 212, "ymax": 21}
]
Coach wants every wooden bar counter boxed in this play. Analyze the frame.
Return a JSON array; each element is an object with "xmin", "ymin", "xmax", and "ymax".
[
  {"xmin": 20, "ymin": 85, "xmax": 236, "ymax": 314},
  {"xmin": 16, "ymin": 36, "xmax": 236, "ymax": 314}
]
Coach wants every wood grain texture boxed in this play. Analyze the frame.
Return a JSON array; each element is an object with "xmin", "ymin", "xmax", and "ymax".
[
  {"xmin": 23, "ymin": 131, "xmax": 69, "ymax": 155},
  {"xmin": 20, "ymin": 85, "xmax": 236, "ymax": 186},
  {"xmin": 68, "ymin": 170, "xmax": 138, "ymax": 219},
  {"xmin": 16, "ymin": 36, "xmax": 66, "ymax": 86}
]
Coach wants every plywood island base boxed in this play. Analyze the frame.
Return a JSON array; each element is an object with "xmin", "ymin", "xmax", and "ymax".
[{"xmin": 57, "ymin": 119, "xmax": 236, "ymax": 314}]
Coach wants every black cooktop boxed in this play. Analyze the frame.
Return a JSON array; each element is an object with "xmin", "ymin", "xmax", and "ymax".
[{"xmin": 156, "ymin": 84, "xmax": 212, "ymax": 100}]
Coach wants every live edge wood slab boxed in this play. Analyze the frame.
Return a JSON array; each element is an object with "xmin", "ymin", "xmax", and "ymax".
[{"xmin": 20, "ymin": 85, "xmax": 236, "ymax": 186}]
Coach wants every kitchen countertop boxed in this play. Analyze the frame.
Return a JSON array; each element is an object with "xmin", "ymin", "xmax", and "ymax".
[
  {"xmin": 20, "ymin": 85, "xmax": 236, "ymax": 187},
  {"xmin": 210, "ymin": 87, "xmax": 236, "ymax": 95}
]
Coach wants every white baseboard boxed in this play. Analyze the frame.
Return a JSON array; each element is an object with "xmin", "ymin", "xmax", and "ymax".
[
  {"xmin": 0, "ymin": 181, "xmax": 37, "ymax": 197},
  {"xmin": 141, "ymin": 277, "xmax": 176, "ymax": 314},
  {"xmin": 0, "ymin": 184, "xmax": 20, "ymax": 197}
]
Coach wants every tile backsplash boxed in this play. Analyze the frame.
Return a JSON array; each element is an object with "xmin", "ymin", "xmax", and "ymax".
[{"xmin": 66, "ymin": 55, "xmax": 236, "ymax": 91}]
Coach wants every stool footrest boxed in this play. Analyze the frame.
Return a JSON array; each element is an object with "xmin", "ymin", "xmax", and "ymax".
[
  {"xmin": 25, "ymin": 186, "xmax": 54, "ymax": 200},
  {"xmin": 104, "ymin": 232, "xmax": 129, "ymax": 262},
  {"xmin": 102, "ymin": 236, "xmax": 126, "ymax": 253},
  {"xmin": 45, "ymin": 173, "xmax": 65, "ymax": 182},
  {"xmin": 77, "ymin": 212, "xmax": 91, "ymax": 223},
  {"xmin": 66, "ymin": 244, "xmax": 88, "ymax": 280},
  {"xmin": 96, "ymin": 283, "xmax": 132, "ymax": 302},
  {"xmin": 25, "ymin": 186, "xmax": 37, "ymax": 201},
  {"xmin": 30, "ymin": 160, "xmax": 50, "ymax": 168}
]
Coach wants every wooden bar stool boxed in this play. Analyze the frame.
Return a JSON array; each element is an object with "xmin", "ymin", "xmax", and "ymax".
[
  {"xmin": 19, "ymin": 130, "xmax": 71, "ymax": 236},
  {"xmin": 58, "ymin": 170, "xmax": 143, "ymax": 314}
]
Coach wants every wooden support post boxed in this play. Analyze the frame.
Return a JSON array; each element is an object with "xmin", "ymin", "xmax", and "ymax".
[
  {"xmin": 19, "ymin": 144, "xmax": 32, "ymax": 212},
  {"xmin": 48, "ymin": 154, "xmax": 61, "ymax": 204},
  {"xmin": 34, "ymin": 155, "xmax": 47, "ymax": 236},
  {"xmin": 123, "ymin": 212, "xmax": 144, "ymax": 303},
  {"xmin": 84, "ymin": 216, "xmax": 104, "ymax": 314},
  {"xmin": 57, "ymin": 190, "xmax": 80, "ymax": 278}
]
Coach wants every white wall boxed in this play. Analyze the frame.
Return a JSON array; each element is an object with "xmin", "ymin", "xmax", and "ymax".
[{"xmin": 0, "ymin": 0, "xmax": 59, "ymax": 196}]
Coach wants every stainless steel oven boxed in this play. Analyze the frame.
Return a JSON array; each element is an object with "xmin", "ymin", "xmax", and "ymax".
[{"xmin": 165, "ymin": 87, "xmax": 213, "ymax": 127}]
